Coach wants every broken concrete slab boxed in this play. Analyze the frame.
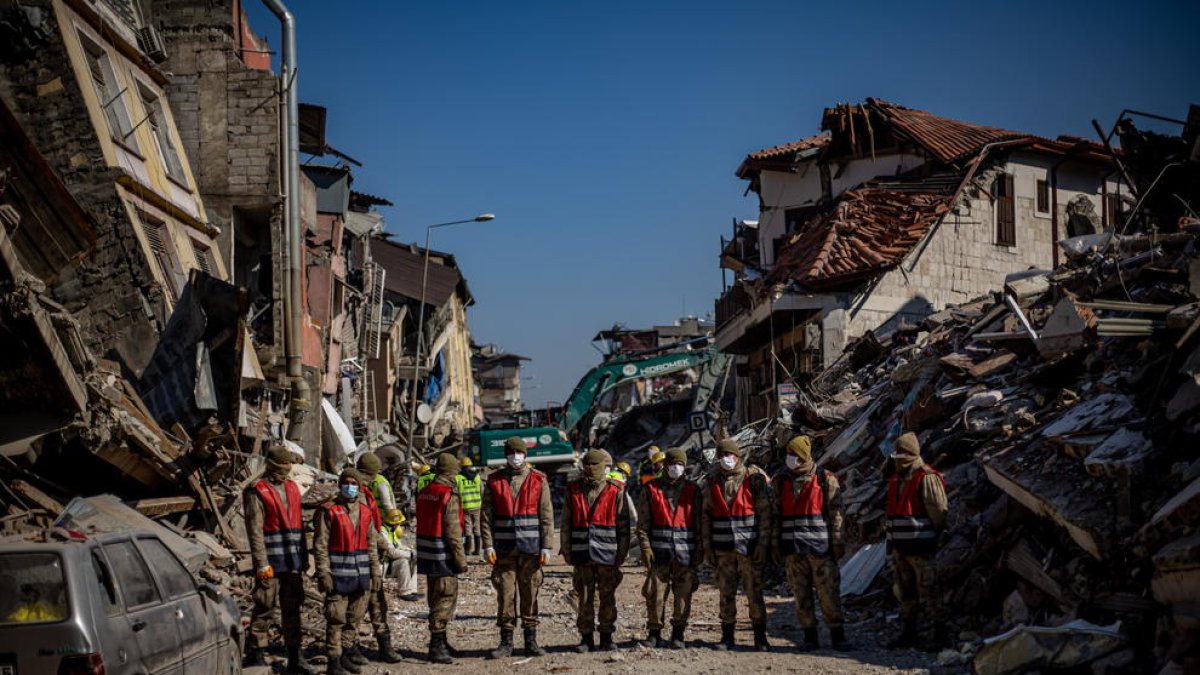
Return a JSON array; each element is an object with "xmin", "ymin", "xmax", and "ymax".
[
  {"xmin": 54, "ymin": 494, "xmax": 208, "ymax": 571},
  {"xmin": 1036, "ymin": 296, "xmax": 1096, "ymax": 358},
  {"xmin": 1040, "ymin": 392, "xmax": 1137, "ymax": 441},
  {"xmin": 1084, "ymin": 428, "xmax": 1154, "ymax": 477},
  {"xmin": 973, "ymin": 620, "xmax": 1126, "ymax": 675},
  {"xmin": 1151, "ymin": 533, "xmax": 1200, "ymax": 607}
]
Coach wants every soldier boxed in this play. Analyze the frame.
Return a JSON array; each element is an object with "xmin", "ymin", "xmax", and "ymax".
[
  {"xmin": 482, "ymin": 436, "xmax": 555, "ymax": 659},
  {"xmin": 636, "ymin": 447, "xmax": 701, "ymax": 649},
  {"xmin": 560, "ymin": 449, "xmax": 631, "ymax": 653},
  {"xmin": 701, "ymin": 439, "xmax": 772, "ymax": 651},
  {"xmin": 416, "ymin": 452, "xmax": 469, "ymax": 664},
  {"xmin": 355, "ymin": 453, "xmax": 402, "ymax": 663},
  {"xmin": 456, "ymin": 456, "xmax": 484, "ymax": 556},
  {"xmin": 772, "ymin": 435, "xmax": 850, "ymax": 651},
  {"xmin": 314, "ymin": 469, "xmax": 381, "ymax": 675},
  {"xmin": 885, "ymin": 432, "xmax": 948, "ymax": 650},
  {"xmin": 242, "ymin": 446, "xmax": 315, "ymax": 673}
]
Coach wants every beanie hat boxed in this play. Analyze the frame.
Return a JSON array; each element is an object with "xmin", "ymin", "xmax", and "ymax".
[
  {"xmin": 892, "ymin": 432, "xmax": 921, "ymax": 458},
  {"xmin": 435, "ymin": 452, "xmax": 460, "ymax": 474},
  {"xmin": 504, "ymin": 436, "xmax": 527, "ymax": 455},
  {"xmin": 786, "ymin": 435, "xmax": 813, "ymax": 462},
  {"xmin": 266, "ymin": 446, "xmax": 293, "ymax": 467},
  {"xmin": 665, "ymin": 447, "xmax": 687, "ymax": 465},
  {"xmin": 716, "ymin": 439, "xmax": 742, "ymax": 459},
  {"xmin": 356, "ymin": 452, "xmax": 382, "ymax": 475},
  {"xmin": 582, "ymin": 448, "xmax": 612, "ymax": 467},
  {"xmin": 338, "ymin": 467, "xmax": 361, "ymax": 483}
]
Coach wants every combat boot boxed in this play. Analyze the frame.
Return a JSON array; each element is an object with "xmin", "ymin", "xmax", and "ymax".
[
  {"xmin": 801, "ymin": 627, "xmax": 819, "ymax": 651},
  {"xmin": 714, "ymin": 624, "xmax": 735, "ymax": 651},
  {"xmin": 924, "ymin": 622, "xmax": 949, "ymax": 653},
  {"xmin": 523, "ymin": 628, "xmax": 546, "ymax": 657},
  {"xmin": 752, "ymin": 623, "xmax": 770, "ymax": 652},
  {"xmin": 337, "ymin": 652, "xmax": 361, "ymax": 675},
  {"xmin": 639, "ymin": 629, "xmax": 662, "ymax": 649},
  {"xmin": 345, "ymin": 645, "xmax": 368, "ymax": 667},
  {"xmin": 830, "ymin": 626, "xmax": 852, "ymax": 652},
  {"xmin": 488, "ymin": 629, "xmax": 514, "ymax": 659},
  {"xmin": 598, "ymin": 633, "xmax": 617, "ymax": 651},
  {"xmin": 428, "ymin": 633, "xmax": 453, "ymax": 665},
  {"xmin": 443, "ymin": 634, "xmax": 461, "ymax": 657},
  {"xmin": 887, "ymin": 617, "xmax": 919, "ymax": 649},
  {"xmin": 375, "ymin": 634, "xmax": 402, "ymax": 663},
  {"xmin": 669, "ymin": 625, "xmax": 686, "ymax": 649},
  {"xmin": 574, "ymin": 633, "xmax": 595, "ymax": 653},
  {"xmin": 325, "ymin": 652, "xmax": 348, "ymax": 675},
  {"xmin": 242, "ymin": 645, "xmax": 266, "ymax": 668},
  {"xmin": 285, "ymin": 645, "xmax": 317, "ymax": 674}
]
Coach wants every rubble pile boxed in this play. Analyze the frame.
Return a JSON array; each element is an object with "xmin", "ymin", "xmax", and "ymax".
[{"xmin": 795, "ymin": 219, "xmax": 1200, "ymax": 671}]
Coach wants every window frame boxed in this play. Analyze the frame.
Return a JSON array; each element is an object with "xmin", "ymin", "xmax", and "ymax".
[
  {"xmin": 76, "ymin": 30, "xmax": 140, "ymax": 155},
  {"xmin": 101, "ymin": 539, "xmax": 163, "ymax": 611},
  {"xmin": 135, "ymin": 209, "xmax": 186, "ymax": 298},
  {"xmin": 135, "ymin": 82, "xmax": 189, "ymax": 186},
  {"xmin": 1035, "ymin": 178, "xmax": 1050, "ymax": 215},
  {"xmin": 133, "ymin": 537, "xmax": 197, "ymax": 601},
  {"xmin": 993, "ymin": 172, "xmax": 1017, "ymax": 247}
]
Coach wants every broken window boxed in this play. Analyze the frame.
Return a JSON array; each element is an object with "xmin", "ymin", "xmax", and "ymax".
[
  {"xmin": 137, "ymin": 210, "xmax": 185, "ymax": 298},
  {"xmin": 78, "ymin": 32, "xmax": 138, "ymax": 152},
  {"xmin": 189, "ymin": 238, "xmax": 216, "ymax": 276},
  {"xmin": 1104, "ymin": 192, "xmax": 1121, "ymax": 229},
  {"xmin": 1036, "ymin": 178, "xmax": 1050, "ymax": 214},
  {"xmin": 138, "ymin": 85, "xmax": 188, "ymax": 183},
  {"xmin": 994, "ymin": 173, "xmax": 1016, "ymax": 246}
]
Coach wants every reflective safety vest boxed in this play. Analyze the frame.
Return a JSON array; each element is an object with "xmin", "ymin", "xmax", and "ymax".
[
  {"xmin": 325, "ymin": 501, "xmax": 373, "ymax": 594},
  {"xmin": 416, "ymin": 482, "xmax": 464, "ymax": 577},
  {"xmin": 416, "ymin": 472, "xmax": 435, "ymax": 491},
  {"xmin": 456, "ymin": 472, "xmax": 483, "ymax": 511},
  {"xmin": 567, "ymin": 481, "xmax": 621, "ymax": 566},
  {"xmin": 367, "ymin": 473, "xmax": 393, "ymax": 523},
  {"xmin": 606, "ymin": 470, "xmax": 626, "ymax": 484},
  {"xmin": 708, "ymin": 476, "xmax": 760, "ymax": 556},
  {"xmin": 886, "ymin": 466, "xmax": 945, "ymax": 556},
  {"xmin": 255, "ymin": 480, "xmax": 305, "ymax": 572},
  {"xmin": 487, "ymin": 470, "xmax": 544, "ymax": 556},
  {"xmin": 646, "ymin": 480, "xmax": 697, "ymax": 565},
  {"xmin": 639, "ymin": 461, "xmax": 657, "ymax": 485},
  {"xmin": 777, "ymin": 472, "xmax": 831, "ymax": 557}
]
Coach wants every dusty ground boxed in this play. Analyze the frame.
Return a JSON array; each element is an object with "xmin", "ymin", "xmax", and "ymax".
[{"xmin": 248, "ymin": 543, "xmax": 963, "ymax": 674}]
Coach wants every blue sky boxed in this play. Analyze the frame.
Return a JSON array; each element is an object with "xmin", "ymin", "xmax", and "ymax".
[{"xmin": 247, "ymin": 0, "xmax": 1199, "ymax": 403}]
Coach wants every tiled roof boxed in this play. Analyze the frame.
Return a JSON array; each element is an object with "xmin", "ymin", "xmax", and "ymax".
[
  {"xmin": 746, "ymin": 132, "xmax": 831, "ymax": 161},
  {"xmin": 768, "ymin": 188, "xmax": 953, "ymax": 290},
  {"xmin": 865, "ymin": 98, "xmax": 1031, "ymax": 163}
]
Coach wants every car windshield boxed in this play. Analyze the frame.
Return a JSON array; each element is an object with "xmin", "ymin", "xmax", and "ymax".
[{"xmin": 0, "ymin": 552, "xmax": 69, "ymax": 626}]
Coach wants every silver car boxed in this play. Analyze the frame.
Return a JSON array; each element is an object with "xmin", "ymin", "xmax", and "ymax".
[{"xmin": 0, "ymin": 530, "xmax": 243, "ymax": 675}]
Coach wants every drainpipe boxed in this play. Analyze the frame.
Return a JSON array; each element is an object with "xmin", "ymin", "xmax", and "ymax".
[{"xmin": 260, "ymin": 0, "xmax": 311, "ymax": 442}]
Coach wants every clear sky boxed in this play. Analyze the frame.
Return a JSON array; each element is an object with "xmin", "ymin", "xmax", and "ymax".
[{"xmin": 246, "ymin": 0, "xmax": 1199, "ymax": 403}]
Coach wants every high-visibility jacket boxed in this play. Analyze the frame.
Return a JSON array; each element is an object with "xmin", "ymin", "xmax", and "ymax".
[
  {"xmin": 638, "ymin": 461, "xmax": 657, "ymax": 485},
  {"xmin": 886, "ymin": 466, "xmax": 945, "ymax": 556},
  {"xmin": 777, "ymin": 471, "xmax": 832, "ymax": 557},
  {"xmin": 606, "ymin": 470, "xmax": 626, "ymax": 484},
  {"xmin": 456, "ymin": 472, "xmax": 483, "ymax": 511},
  {"xmin": 416, "ymin": 471, "xmax": 435, "ymax": 491},
  {"xmin": 708, "ymin": 476, "xmax": 759, "ymax": 556},
  {"xmin": 646, "ymin": 480, "xmax": 697, "ymax": 565},
  {"xmin": 367, "ymin": 473, "xmax": 394, "ymax": 523},
  {"xmin": 487, "ymin": 470, "xmax": 544, "ymax": 556},
  {"xmin": 254, "ymin": 480, "xmax": 305, "ymax": 572},
  {"xmin": 567, "ymin": 481, "xmax": 621, "ymax": 566},
  {"xmin": 416, "ymin": 482, "xmax": 463, "ymax": 577},
  {"xmin": 325, "ymin": 501, "xmax": 373, "ymax": 594}
]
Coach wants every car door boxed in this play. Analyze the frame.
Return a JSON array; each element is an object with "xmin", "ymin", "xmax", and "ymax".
[
  {"xmin": 135, "ymin": 537, "xmax": 220, "ymax": 675},
  {"xmin": 102, "ymin": 539, "xmax": 184, "ymax": 675}
]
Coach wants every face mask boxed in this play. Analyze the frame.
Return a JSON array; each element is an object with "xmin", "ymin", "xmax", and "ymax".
[
  {"xmin": 786, "ymin": 455, "xmax": 802, "ymax": 471},
  {"xmin": 340, "ymin": 483, "xmax": 359, "ymax": 500},
  {"xmin": 719, "ymin": 455, "xmax": 738, "ymax": 471},
  {"xmin": 507, "ymin": 453, "xmax": 526, "ymax": 468},
  {"xmin": 666, "ymin": 464, "xmax": 685, "ymax": 480},
  {"xmin": 604, "ymin": 465, "xmax": 613, "ymax": 476}
]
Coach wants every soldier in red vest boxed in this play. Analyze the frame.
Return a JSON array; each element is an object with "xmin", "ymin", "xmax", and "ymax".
[
  {"xmin": 559, "ymin": 449, "xmax": 631, "ymax": 653},
  {"xmin": 885, "ymin": 432, "xmax": 948, "ymax": 650},
  {"xmin": 701, "ymin": 438, "xmax": 772, "ymax": 651},
  {"xmin": 416, "ymin": 452, "xmax": 469, "ymax": 664},
  {"xmin": 314, "ymin": 469, "xmax": 381, "ymax": 675},
  {"xmin": 481, "ymin": 436, "xmax": 555, "ymax": 659},
  {"xmin": 772, "ymin": 435, "xmax": 850, "ymax": 651},
  {"xmin": 635, "ymin": 447, "xmax": 702, "ymax": 649},
  {"xmin": 242, "ymin": 446, "xmax": 314, "ymax": 673}
]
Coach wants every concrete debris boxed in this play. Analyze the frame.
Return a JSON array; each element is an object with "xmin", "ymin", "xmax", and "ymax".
[{"xmin": 972, "ymin": 620, "xmax": 1126, "ymax": 675}]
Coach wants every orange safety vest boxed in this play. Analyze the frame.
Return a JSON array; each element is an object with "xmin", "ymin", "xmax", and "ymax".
[
  {"xmin": 254, "ymin": 480, "xmax": 305, "ymax": 572},
  {"xmin": 325, "ymin": 501, "xmax": 373, "ymax": 594},
  {"xmin": 777, "ymin": 471, "xmax": 831, "ymax": 557},
  {"xmin": 567, "ymin": 481, "xmax": 621, "ymax": 565},
  {"xmin": 487, "ymin": 470, "xmax": 545, "ymax": 556},
  {"xmin": 416, "ymin": 482, "xmax": 464, "ymax": 577},
  {"xmin": 886, "ymin": 466, "xmax": 945, "ymax": 555},
  {"xmin": 709, "ymin": 476, "xmax": 760, "ymax": 556},
  {"xmin": 646, "ymin": 480, "xmax": 697, "ymax": 565}
]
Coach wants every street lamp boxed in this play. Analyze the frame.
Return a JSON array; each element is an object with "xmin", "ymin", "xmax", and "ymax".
[{"xmin": 406, "ymin": 213, "xmax": 496, "ymax": 459}]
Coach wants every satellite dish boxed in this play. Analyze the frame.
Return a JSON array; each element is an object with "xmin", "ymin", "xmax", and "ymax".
[{"xmin": 416, "ymin": 403, "xmax": 433, "ymax": 424}]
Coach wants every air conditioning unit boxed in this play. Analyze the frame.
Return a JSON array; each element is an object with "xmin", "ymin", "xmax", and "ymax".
[{"xmin": 137, "ymin": 25, "xmax": 168, "ymax": 63}]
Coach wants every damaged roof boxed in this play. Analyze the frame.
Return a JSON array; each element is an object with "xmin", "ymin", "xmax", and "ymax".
[
  {"xmin": 768, "ymin": 187, "xmax": 953, "ymax": 290},
  {"xmin": 369, "ymin": 238, "xmax": 473, "ymax": 307},
  {"xmin": 861, "ymin": 98, "xmax": 1030, "ymax": 163}
]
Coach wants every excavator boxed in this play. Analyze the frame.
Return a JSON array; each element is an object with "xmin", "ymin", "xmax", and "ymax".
[{"xmin": 468, "ymin": 342, "xmax": 728, "ymax": 471}]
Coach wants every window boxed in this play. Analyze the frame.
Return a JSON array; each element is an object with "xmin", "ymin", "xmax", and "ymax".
[
  {"xmin": 90, "ymin": 551, "xmax": 120, "ymax": 616},
  {"xmin": 994, "ymin": 173, "xmax": 1016, "ymax": 246},
  {"xmin": 1104, "ymin": 192, "xmax": 1121, "ymax": 228},
  {"xmin": 102, "ymin": 541, "xmax": 161, "ymax": 609},
  {"xmin": 136, "ymin": 538, "xmax": 195, "ymax": 600},
  {"xmin": 190, "ymin": 238, "xmax": 215, "ymax": 276},
  {"xmin": 137, "ymin": 210, "xmax": 184, "ymax": 297},
  {"xmin": 138, "ymin": 85, "xmax": 187, "ymax": 183},
  {"xmin": 78, "ymin": 32, "xmax": 138, "ymax": 151},
  {"xmin": 1036, "ymin": 178, "xmax": 1050, "ymax": 214},
  {"xmin": 0, "ymin": 553, "xmax": 68, "ymax": 625}
]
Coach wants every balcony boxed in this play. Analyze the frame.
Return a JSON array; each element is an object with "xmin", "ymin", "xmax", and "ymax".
[{"xmin": 715, "ymin": 283, "xmax": 752, "ymax": 328}]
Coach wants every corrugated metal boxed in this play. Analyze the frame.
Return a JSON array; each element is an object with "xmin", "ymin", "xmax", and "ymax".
[{"xmin": 369, "ymin": 238, "xmax": 467, "ymax": 307}]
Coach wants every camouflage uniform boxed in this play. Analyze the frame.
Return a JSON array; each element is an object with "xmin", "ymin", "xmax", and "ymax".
[
  {"xmin": 313, "ymin": 500, "xmax": 380, "ymax": 659},
  {"xmin": 773, "ymin": 468, "xmax": 845, "ymax": 631},
  {"xmin": 481, "ymin": 465, "xmax": 555, "ymax": 631},
  {"xmin": 635, "ymin": 477, "xmax": 701, "ymax": 633},
  {"xmin": 424, "ymin": 475, "xmax": 468, "ymax": 633},
  {"xmin": 559, "ymin": 476, "xmax": 631, "ymax": 639},
  {"xmin": 244, "ymin": 479, "xmax": 307, "ymax": 650},
  {"xmin": 701, "ymin": 466, "xmax": 772, "ymax": 627}
]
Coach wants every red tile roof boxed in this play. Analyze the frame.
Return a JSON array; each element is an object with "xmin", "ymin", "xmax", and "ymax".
[
  {"xmin": 863, "ymin": 98, "xmax": 1031, "ymax": 163},
  {"xmin": 767, "ymin": 188, "xmax": 953, "ymax": 290},
  {"xmin": 746, "ymin": 132, "xmax": 831, "ymax": 161}
]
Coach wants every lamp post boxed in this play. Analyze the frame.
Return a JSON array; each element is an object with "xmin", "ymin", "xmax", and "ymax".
[{"xmin": 406, "ymin": 213, "xmax": 495, "ymax": 459}]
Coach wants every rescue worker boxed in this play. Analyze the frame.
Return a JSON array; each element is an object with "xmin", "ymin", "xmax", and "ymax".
[
  {"xmin": 416, "ymin": 463, "xmax": 435, "ymax": 492},
  {"xmin": 416, "ymin": 452, "xmax": 469, "ymax": 664},
  {"xmin": 885, "ymin": 432, "xmax": 948, "ymax": 650},
  {"xmin": 701, "ymin": 438, "xmax": 772, "ymax": 651},
  {"xmin": 456, "ymin": 456, "xmax": 484, "ymax": 556},
  {"xmin": 243, "ymin": 445, "xmax": 314, "ymax": 673},
  {"xmin": 481, "ymin": 436, "xmax": 555, "ymax": 659},
  {"xmin": 636, "ymin": 447, "xmax": 701, "ymax": 649},
  {"xmin": 560, "ymin": 449, "xmax": 632, "ymax": 653},
  {"xmin": 772, "ymin": 435, "xmax": 850, "ymax": 651},
  {"xmin": 609, "ymin": 461, "xmax": 632, "ymax": 484},
  {"xmin": 379, "ymin": 508, "xmax": 420, "ymax": 601},
  {"xmin": 638, "ymin": 448, "xmax": 664, "ymax": 486},
  {"xmin": 355, "ymin": 453, "xmax": 402, "ymax": 663},
  {"xmin": 314, "ymin": 469, "xmax": 381, "ymax": 675}
]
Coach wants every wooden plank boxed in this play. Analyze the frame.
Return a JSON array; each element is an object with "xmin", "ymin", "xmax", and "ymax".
[
  {"xmin": 128, "ymin": 496, "xmax": 198, "ymax": 517},
  {"xmin": 968, "ymin": 352, "xmax": 1017, "ymax": 379},
  {"xmin": 11, "ymin": 480, "xmax": 65, "ymax": 515}
]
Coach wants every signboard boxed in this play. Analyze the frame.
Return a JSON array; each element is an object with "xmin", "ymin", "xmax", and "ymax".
[
  {"xmin": 687, "ymin": 411, "xmax": 709, "ymax": 433},
  {"xmin": 777, "ymin": 383, "xmax": 798, "ymax": 413}
]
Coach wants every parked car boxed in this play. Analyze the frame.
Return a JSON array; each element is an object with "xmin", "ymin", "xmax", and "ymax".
[{"xmin": 0, "ymin": 530, "xmax": 243, "ymax": 675}]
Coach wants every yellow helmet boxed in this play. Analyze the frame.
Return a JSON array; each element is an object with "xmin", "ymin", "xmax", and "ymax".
[
  {"xmin": 460, "ymin": 457, "xmax": 473, "ymax": 467},
  {"xmin": 384, "ymin": 509, "xmax": 405, "ymax": 526},
  {"xmin": 616, "ymin": 462, "xmax": 632, "ymax": 476},
  {"xmin": 651, "ymin": 451, "xmax": 666, "ymax": 464},
  {"xmin": 419, "ymin": 464, "xmax": 431, "ymax": 474}
]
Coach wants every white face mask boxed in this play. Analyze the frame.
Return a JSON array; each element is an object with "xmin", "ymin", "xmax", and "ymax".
[
  {"xmin": 786, "ymin": 455, "xmax": 802, "ymax": 470},
  {"xmin": 507, "ymin": 453, "xmax": 526, "ymax": 468},
  {"xmin": 666, "ymin": 464, "xmax": 685, "ymax": 480},
  {"xmin": 604, "ymin": 465, "xmax": 613, "ymax": 476},
  {"xmin": 719, "ymin": 455, "xmax": 738, "ymax": 471}
]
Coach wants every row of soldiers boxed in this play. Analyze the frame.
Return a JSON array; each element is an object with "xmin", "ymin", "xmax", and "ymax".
[{"xmin": 241, "ymin": 429, "xmax": 947, "ymax": 671}]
